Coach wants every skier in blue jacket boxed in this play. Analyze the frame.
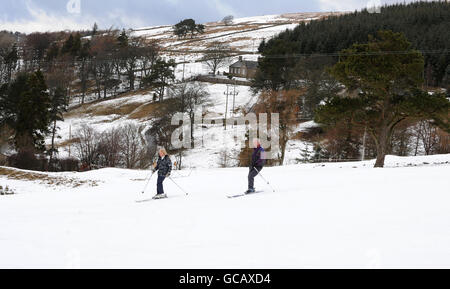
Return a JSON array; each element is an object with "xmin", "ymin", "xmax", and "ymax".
[
  {"xmin": 247, "ymin": 139, "xmax": 265, "ymax": 194},
  {"xmin": 152, "ymin": 148, "xmax": 172, "ymax": 199}
]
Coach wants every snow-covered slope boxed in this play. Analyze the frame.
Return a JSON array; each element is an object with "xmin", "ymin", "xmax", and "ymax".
[
  {"xmin": 55, "ymin": 13, "xmax": 337, "ymax": 167},
  {"xmin": 1, "ymin": 154, "xmax": 449, "ymax": 268}
]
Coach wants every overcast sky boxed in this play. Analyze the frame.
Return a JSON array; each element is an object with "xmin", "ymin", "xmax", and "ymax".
[{"xmin": 0, "ymin": 0, "xmax": 429, "ymax": 33}]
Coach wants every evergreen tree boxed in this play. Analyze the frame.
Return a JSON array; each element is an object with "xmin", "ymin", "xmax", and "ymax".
[
  {"xmin": 61, "ymin": 34, "xmax": 74, "ymax": 55},
  {"xmin": 256, "ymin": 1, "xmax": 450, "ymax": 89},
  {"xmin": 173, "ymin": 19, "xmax": 205, "ymax": 39},
  {"xmin": 61, "ymin": 33, "xmax": 82, "ymax": 57},
  {"xmin": 48, "ymin": 86, "xmax": 67, "ymax": 168},
  {"xmin": 92, "ymin": 22, "xmax": 98, "ymax": 36},
  {"xmin": 117, "ymin": 30, "xmax": 129, "ymax": 48},
  {"xmin": 0, "ymin": 71, "xmax": 52, "ymax": 152},
  {"xmin": 78, "ymin": 40, "xmax": 91, "ymax": 104},
  {"xmin": 144, "ymin": 58, "xmax": 176, "ymax": 101},
  {"xmin": 46, "ymin": 42, "xmax": 60, "ymax": 62},
  {"xmin": 315, "ymin": 31, "xmax": 450, "ymax": 168},
  {"xmin": 299, "ymin": 144, "xmax": 311, "ymax": 163},
  {"xmin": 71, "ymin": 33, "xmax": 82, "ymax": 57}
]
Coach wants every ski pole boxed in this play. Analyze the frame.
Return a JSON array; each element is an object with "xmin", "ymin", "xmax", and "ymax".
[
  {"xmin": 254, "ymin": 167, "xmax": 276, "ymax": 193},
  {"xmin": 169, "ymin": 177, "xmax": 189, "ymax": 196},
  {"xmin": 141, "ymin": 171, "xmax": 155, "ymax": 194}
]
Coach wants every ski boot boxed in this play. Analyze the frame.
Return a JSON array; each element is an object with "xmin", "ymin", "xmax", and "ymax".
[
  {"xmin": 152, "ymin": 194, "xmax": 168, "ymax": 200},
  {"xmin": 246, "ymin": 188, "xmax": 256, "ymax": 194}
]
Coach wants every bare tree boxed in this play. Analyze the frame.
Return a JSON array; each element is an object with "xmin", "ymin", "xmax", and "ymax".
[
  {"xmin": 0, "ymin": 124, "xmax": 13, "ymax": 154},
  {"xmin": 254, "ymin": 89, "xmax": 302, "ymax": 165},
  {"xmin": 78, "ymin": 42, "xmax": 91, "ymax": 104},
  {"xmin": 222, "ymin": 15, "xmax": 234, "ymax": 26},
  {"xmin": 121, "ymin": 123, "xmax": 150, "ymax": 169},
  {"xmin": 218, "ymin": 149, "xmax": 234, "ymax": 168},
  {"xmin": 119, "ymin": 35, "xmax": 143, "ymax": 91},
  {"xmin": 139, "ymin": 41, "xmax": 160, "ymax": 88},
  {"xmin": 0, "ymin": 33, "xmax": 18, "ymax": 84},
  {"xmin": 170, "ymin": 82, "xmax": 211, "ymax": 148},
  {"xmin": 74, "ymin": 124, "xmax": 151, "ymax": 169},
  {"xmin": 202, "ymin": 42, "xmax": 232, "ymax": 75},
  {"xmin": 74, "ymin": 125, "xmax": 101, "ymax": 169},
  {"xmin": 90, "ymin": 34, "xmax": 118, "ymax": 99},
  {"xmin": 98, "ymin": 127, "xmax": 123, "ymax": 167},
  {"xmin": 23, "ymin": 32, "xmax": 53, "ymax": 71},
  {"xmin": 413, "ymin": 120, "xmax": 442, "ymax": 156}
]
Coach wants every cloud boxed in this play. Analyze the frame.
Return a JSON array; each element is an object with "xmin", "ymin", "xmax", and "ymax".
[
  {"xmin": 105, "ymin": 9, "xmax": 147, "ymax": 29},
  {"xmin": 163, "ymin": 0, "xmax": 180, "ymax": 5},
  {"xmin": 317, "ymin": 0, "xmax": 433, "ymax": 12},
  {"xmin": 0, "ymin": 0, "xmax": 147, "ymax": 33},
  {"xmin": 317, "ymin": 0, "xmax": 369, "ymax": 11},
  {"xmin": 208, "ymin": 0, "xmax": 238, "ymax": 17},
  {"xmin": 0, "ymin": 1, "xmax": 94, "ymax": 33},
  {"xmin": 3, "ymin": 0, "xmax": 421, "ymax": 33}
]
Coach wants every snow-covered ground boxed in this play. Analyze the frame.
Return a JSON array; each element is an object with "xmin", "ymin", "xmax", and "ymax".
[
  {"xmin": 131, "ymin": 12, "xmax": 326, "ymax": 52},
  {"xmin": 1, "ymin": 154, "xmax": 449, "ymax": 268}
]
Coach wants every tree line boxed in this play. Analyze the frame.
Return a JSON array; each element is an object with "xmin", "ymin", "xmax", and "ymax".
[
  {"xmin": 0, "ymin": 27, "xmax": 177, "ymax": 105},
  {"xmin": 249, "ymin": 1, "xmax": 449, "ymax": 167},
  {"xmin": 0, "ymin": 24, "xmax": 180, "ymax": 170},
  {"xmin": 0, "ymin": 17, "xmax": 221, "ymax": 171},
  {"xmin": 256, "ymin": 1, "xmax": 450, "ymax": 89}
]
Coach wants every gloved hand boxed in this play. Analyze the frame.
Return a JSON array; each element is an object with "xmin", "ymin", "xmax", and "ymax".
[{"xmin": 166, "ymin": 173, "xmax": 171, "ymax": 178}]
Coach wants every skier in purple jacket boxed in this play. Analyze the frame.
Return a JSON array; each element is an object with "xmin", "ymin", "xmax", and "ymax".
[{"xmin": 247, "ymin": 139, "xmax": 265, "ymax": 193}]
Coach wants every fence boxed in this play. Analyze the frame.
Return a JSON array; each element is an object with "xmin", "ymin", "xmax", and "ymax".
[{"xmin": 194, "ymin": 75, "xmax": 252, "ymax": 86}]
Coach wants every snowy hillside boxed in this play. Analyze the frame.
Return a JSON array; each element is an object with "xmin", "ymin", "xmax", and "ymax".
[
  {"xmin": 132, "ymin": 12, "xmax": 344, "ymax": 79},
  {"xmin": 1, "ymin": 154, "xmax": 449, "ymax": 268},
  {"xmin": 52, "ymin": 13, "xmax": 343, "ymax": 168}
]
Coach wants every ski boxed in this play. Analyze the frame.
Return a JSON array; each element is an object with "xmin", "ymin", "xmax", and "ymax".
[
  {"xmin": 227, "ymin": 191, "xmax": 264, "ymax": 199},
  {"xmin": 136, "ymin": 196, "xmax": 168, "ymax": 203},
  {"xmin": 136, "ymin": 199, "xmax": 154, "ymax": 203}
]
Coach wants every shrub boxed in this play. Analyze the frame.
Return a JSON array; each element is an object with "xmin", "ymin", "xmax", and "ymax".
[
  {"xmin": 0, "ymin": 185, "xmax": 15, "ymax": 195},
  {"xmin": 7, "ymin": 150, "xmax": 47, "ymax": 171},
  {"xmin": 54, "ymin": 158, "xmax": 80, "ymax": 172}
]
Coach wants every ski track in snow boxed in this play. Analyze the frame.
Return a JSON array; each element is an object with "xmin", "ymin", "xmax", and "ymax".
[{"xmin": 0, "ymin": 154, "xmax": 449, "ymax": 268}]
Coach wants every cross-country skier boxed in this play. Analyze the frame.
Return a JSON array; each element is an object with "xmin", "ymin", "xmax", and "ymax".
[
  {"xmin": 152, "ymin": 148, "xmax": 172, "ymax": 199},
  {"xmin": 247, "ymin": 138, "xmax": 265, "ymax": 194}
]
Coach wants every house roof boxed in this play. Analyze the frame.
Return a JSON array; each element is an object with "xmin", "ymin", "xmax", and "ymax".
[{"xmin": 230, "ymin": 60, "xmax": 258, "ymax": 69}]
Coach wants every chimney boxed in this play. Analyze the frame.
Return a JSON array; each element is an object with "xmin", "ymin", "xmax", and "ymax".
[{"xmin": 239, "ymin": 56, "xmax": 243, "ymax": 62}]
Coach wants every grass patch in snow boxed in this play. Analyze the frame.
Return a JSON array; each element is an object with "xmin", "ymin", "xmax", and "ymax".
[
  {"xmin": 204, "ymin": 24, "xmax": 260, "ymax": 35},
  {"xmin": 56, "ymin": 138, "xmax": 80, "ymax": 148},
  {"xmin": 0, "ymin": 167, "xmax": 98, "ymax": 188},
  {"xmin": 66, "ymin": 100, "xmax": 145, "ymax": 119},
  {"xmin": 90, "ymin": 102, "xmax": 142, "ymax": 117},
  {"xmin": 128, "ymin": 102, "xmax": 160, "ymax": 119}
]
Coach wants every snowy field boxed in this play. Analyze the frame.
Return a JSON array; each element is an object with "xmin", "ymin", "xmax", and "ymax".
[{"xmin": 1, "ymin": 154, "xmax": 449, "ymax": 268}]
